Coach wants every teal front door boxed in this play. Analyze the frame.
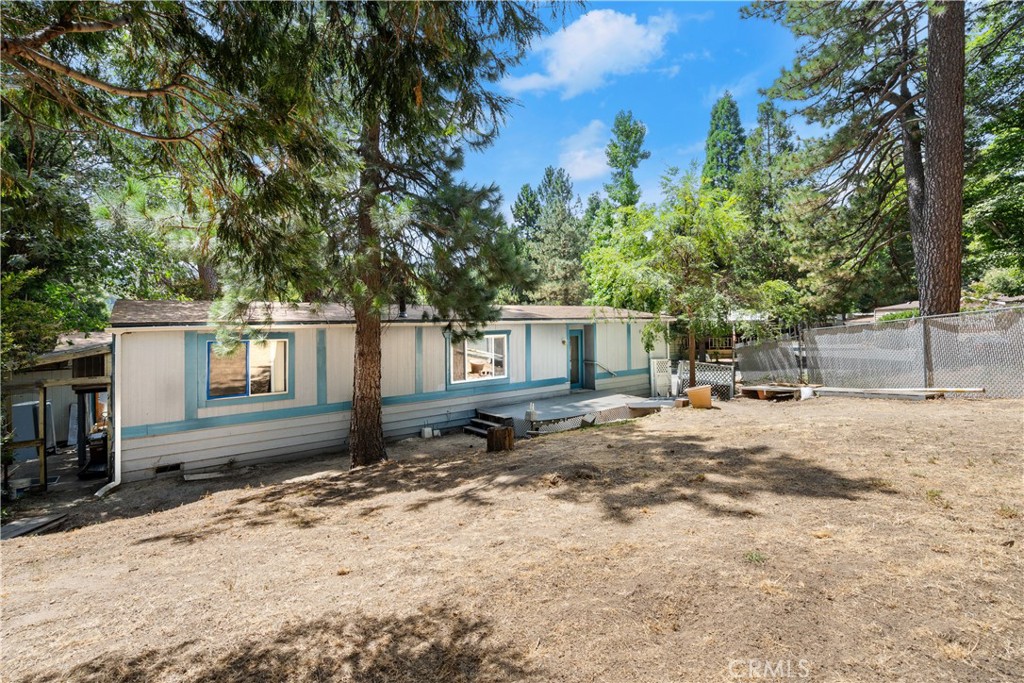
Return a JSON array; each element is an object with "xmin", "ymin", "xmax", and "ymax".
[{"xmin": 568, "ymin": 330, "xmax": 584, "ymax": 389}]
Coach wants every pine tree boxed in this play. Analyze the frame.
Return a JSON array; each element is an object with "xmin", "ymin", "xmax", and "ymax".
[
  {"xmin": 511, "ymin": 184, "xmax": 542, "ymax": 242},
  {"xmin": 702, "ymin": 92, "xmax": 746, "ymax": 190},
  {"xmin": 734, "ymin": 100, "xmax": 798, "ymax": 282},
  {"xmin": 604, "ymin": 110, "xmax": 651, "ymax": 207},
  {"xmin": 530, "ymin": 167, "xmax": 589, "ymax": 305},
  {"xmin": 743, "ymin": 0, "xmax": 985, "ymax": 316}
]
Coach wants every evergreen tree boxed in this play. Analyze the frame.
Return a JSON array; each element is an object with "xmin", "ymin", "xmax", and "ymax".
[
  {"xmin": 604, "ymin": 110, "xmax": 651, "ymax": 207},
  {"xmin": 963, "ymin": 1, "xmax": 1024, "ymax": 282},
  {"xmin": 734, "ymin": 100, "xmax": 798, "ymax": 282},
  {"xmin": 511, "ymin": 184, "xmax": 542, "ymax": 242},
  {"xmin": 2, "ymin": 2, "xmax": 548, "ymax": 467},
  {"xmin": 743, "ymin": 1, "xmax": 1013, "ymax": 316},
  {"xmin": 530, "ymin": 167, "xmax": 589, "ymax": 305},
  {"xmin": 702, "ymin": 92, "xmax": 745, "ymax": 190}
]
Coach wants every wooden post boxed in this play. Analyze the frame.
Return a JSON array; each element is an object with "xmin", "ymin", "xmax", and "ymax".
[
  {"xmin": 37, "ymin": 387, "xmax": 47, "ymax": 491},
  {"xmin": 688, "ymin": 328, "xmax": 697, "ymax": 388},
  {"xmin": 486, "ymin": 426, "xmax": 515, "ymax": 453}
]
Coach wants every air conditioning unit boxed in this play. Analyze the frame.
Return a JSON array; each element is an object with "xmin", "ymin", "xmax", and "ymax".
[{"xmin": 649, "ymin": 359, "xmax": 672, "ymax": 397}]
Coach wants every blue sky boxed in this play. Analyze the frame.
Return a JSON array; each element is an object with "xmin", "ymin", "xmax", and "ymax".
[{"xmin": 459, "ymin": 2, "xmax": 803, "ymax": 215}]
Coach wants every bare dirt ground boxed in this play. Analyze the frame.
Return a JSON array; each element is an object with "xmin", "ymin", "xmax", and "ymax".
[{"xmin": 2, "ymin": 397, "xmax": 1022, "ymax": 683}]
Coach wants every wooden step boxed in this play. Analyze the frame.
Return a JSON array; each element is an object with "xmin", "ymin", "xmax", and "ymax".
[
  {"xmin": 475, "ymin": 411, "xmax": 512, "ymax": 426},
  {"xmin": 463, "ymin": 425, "xmax": 489, "ymax": 437},
  {"xmin": 470, "ymin": 417, "xmax": 506, "ymax": 430}
]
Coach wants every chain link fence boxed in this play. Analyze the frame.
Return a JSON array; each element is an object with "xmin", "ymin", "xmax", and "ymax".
[
  {"xmin": 734, "ymin": 334, "xmax": 801, "ymax": 385},
  {"xmin": 737, "ymin": 307, "xmax": 1024, "ymax": 399},
  {"xmin": 805, "ymin": 319, "xmax": 926, "ymax": 388}
]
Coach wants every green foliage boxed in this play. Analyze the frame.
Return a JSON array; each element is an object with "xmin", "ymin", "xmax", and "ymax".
[
  {"xmin": 964, "ymin": 1, "xmax": 1024, "ymax": 272},
  {"xmin": 878, "ymin": 309, "xmax": 919, "ymax": 322},
  {"xmin": 604, "ymin": 110, "xmax": 652, "ymax": 207},
  {"xmin": 1, "ymin": 2, "xmax": 344, "ymax": 204},
  {"xmin": 511, "ymin": 184, "xmax": 542, "ymax": 242},
  {"xmin": 529, "ymin": 167, "xmax": 589, "ymax": 305},
  {"xmin": 734, "ymin": 101, "xmax": 799, "ymax": 284},
  {"xmin": 972, "ymin": 266, "xmax": 1024, "ymax": 298},
  {"xmin": 702, "ymin": 92, "xmax": 745, "ymax": 190},
  {"xmin": 742, "ymin": 1, "xmax": 926, "ymax": 312},
  {"xmin": 585, "ymin": 168, "xmax": 749, "ymax": 344},
  {"xmin": 0, "ymin": 122, "xmax": 197, "ymax": 375}
]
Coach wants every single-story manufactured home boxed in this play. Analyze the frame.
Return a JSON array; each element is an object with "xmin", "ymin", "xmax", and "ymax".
[{"xmin": 107, "ymin": 301, "xmax": 668, "ymax": 483}]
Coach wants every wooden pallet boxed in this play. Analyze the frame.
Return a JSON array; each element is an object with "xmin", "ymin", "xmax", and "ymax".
[{"xmin": 739, "ymin": 385, "xmax": 801, "ymax": 401}]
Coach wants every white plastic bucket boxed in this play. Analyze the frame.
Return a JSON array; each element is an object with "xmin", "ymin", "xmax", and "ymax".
[{"xmin": 800, "ymin": 387, "xmax": 815, "ymax": 400}]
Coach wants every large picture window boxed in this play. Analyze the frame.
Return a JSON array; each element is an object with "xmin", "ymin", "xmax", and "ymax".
[
  {"xmin": 208, "ymin": 340, "xmax": 288, "ymax": 400},
  {"xmin": 450, "ymin": 333, "xmax": 507, "ymax": 384}
]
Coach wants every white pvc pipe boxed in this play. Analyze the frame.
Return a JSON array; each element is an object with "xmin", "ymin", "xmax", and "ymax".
[{"xmin": 95, "ymin": 331, "xmax": 122, "ymax": 497}]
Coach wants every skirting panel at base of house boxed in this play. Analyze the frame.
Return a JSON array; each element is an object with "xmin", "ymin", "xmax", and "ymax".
[
  {"xmin": 120, "ymin": 411, "xmax": 350, "ymax": 482},
  {"xmin": 120, "ymin": 382, "xmax": 576, "ymax": 481}
]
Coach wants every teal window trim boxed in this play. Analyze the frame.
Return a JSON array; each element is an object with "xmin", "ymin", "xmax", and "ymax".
[
  {"xmin": 567, "ymin": 329, "xmax": 583, "ymax": 389},
  {"xmin": 316, "ymin": 329, "xmax": 327, "ymax": 406},
  {"xmin": 445, "ymin": 329, "xmax": 512, "ymax": 390},
  {"xmin": 626, "ymin": 322, "xmax": 633, "ymax": 371},
  {"xmin": 414, "ymin": 327, "xmax": 424, "ymax": 394},
  {"xmin": 196, "ymin": 332, "xmax": 296, "ymax": 409},
  {"xmin": 524, "ymin": 324, "xmax": 532, "ymax": 383},
  {"xmin": 124, "ymin": 374, "xmax": 572, "ymax": 439}
]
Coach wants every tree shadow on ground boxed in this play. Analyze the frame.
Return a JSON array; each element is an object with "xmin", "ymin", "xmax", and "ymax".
[
  {"xmin": 131, "ymin": 418, "xmax": 898, "ymax": 543},
  {"xmin": 21, "ymin": 604, "xmax": 538, "ymax": 683}
]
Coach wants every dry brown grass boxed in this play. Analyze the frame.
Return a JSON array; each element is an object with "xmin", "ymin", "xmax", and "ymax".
[{"xmin": 3, "ymin": 397, "xmax": 1022, "ymax": 683}]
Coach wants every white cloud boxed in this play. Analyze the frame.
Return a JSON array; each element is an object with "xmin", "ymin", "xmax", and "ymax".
[
  {"xmin": 680, "ymin": 48, "xmax": 713, "ymax": 62},
  {"xmin": 559, "ymin": 120, "xmax": 610, "ymax": 182},
  {"xmin": 681, "ymin": 10, "xmax": 715, "ymax": 23},
  {"xmin": 702, "ymin": 71, "xmax": 761, "ymax": 107},
  {"xmin": 505, "ymin": 10, "xmax": 679, "ymax": 99}
]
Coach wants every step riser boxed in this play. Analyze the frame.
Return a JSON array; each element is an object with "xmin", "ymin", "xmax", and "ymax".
[{"xmin": 475, "ymin": 412, "xmax": 513, "ymax": 426}]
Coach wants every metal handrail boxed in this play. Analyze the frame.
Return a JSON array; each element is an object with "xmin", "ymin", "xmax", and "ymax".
[{"xmin": 584, "ymin": 360, "xmax": 617, "ymax": 376}]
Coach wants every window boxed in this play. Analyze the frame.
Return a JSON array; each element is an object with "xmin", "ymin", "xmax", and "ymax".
[
  {"xmin": 208, "ymin": 340, "xmax": 288, "ymax": 400},
  {"xmin": 450, "ymin": 334, "xmax": 507, "ymax": 383}
]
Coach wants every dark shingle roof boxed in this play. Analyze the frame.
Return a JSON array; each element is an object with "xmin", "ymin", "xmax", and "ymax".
[
  {"xmin": 32, "ymin": 332, "xmax": 112, "ymax": 364},
  {"xmin": 109, "ymin": 300, "xmax": 655, "ymax": 328}
]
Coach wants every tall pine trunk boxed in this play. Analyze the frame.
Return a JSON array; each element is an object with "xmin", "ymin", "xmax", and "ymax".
[
  {"xmin": 919, "ymin": 1, "xmax": 965, "ymax": 317},
  {"xmin": 349, "ymin": 119, "xmax": 388, "ymax": 467}
]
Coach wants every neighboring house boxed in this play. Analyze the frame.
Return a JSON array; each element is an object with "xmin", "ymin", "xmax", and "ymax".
[{"xmin": 109, "ymin": 301, "xmax": 667, "ymax": 482}]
